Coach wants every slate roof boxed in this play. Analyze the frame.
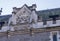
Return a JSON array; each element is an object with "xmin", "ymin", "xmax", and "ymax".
[
  {"xmin": 37, "ymin": 8, "xmax": 60, "ymax": 20},
  {"xmin": 0, "ymin": 8, "xmax": 60, "ymax": 22},
  {"xmin": 0, "ymin": 15, "xmax": 12, "ymax": 22}
]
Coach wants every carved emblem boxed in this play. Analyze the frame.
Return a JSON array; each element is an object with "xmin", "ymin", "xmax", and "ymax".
[{"xmin": 16, "ymin": 14, "xmax": 30, "ymax": 24}]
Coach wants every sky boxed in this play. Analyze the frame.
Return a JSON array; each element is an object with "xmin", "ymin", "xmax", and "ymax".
[{"xmin": 0, "ymin": 0, "xmax": 60, "ymax": 15}]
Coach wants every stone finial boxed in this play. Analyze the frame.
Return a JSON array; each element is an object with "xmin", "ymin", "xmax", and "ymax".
[
  {"xmin": 12, "ymin": 7, "xmax": 17, "ymax": 14},
  {"xmin": 13, "ymin": 7, "xmax": 16, "ymax": 9},
  {"xmin": 0, "ymin": 8, "xmax": 2, "ymax": 15},
  {"xmin": 32, "ymin": 4, "xmax": 37, "ymax": 9}
]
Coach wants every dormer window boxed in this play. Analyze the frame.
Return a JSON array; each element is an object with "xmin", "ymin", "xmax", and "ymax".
[
  {"xmin": 53, "ymin": 20, "xmax": 56, "ymax": 24},
  {"xmin": 43, "ymin": 20, "xmax": 47, "ymax": 25},
  {"xmin": 49, "ymin": 15, "xmax": 59, "ymax": 24}
]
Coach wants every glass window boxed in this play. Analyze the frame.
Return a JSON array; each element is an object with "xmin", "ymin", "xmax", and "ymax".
[{"xmin": 53, "ymin": 34, "xmax": 57, "ymax": 41}]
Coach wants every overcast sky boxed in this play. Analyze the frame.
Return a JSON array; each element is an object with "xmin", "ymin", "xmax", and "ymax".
[{"xmin": 0, "ymin": 0, "xmax": 60, "ymax": 15}]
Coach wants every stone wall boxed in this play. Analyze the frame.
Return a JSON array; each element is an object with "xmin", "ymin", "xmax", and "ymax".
[
  {"xmin": 1, "ymin": 27, "xmax": 60, "ymax": 41},
  {"xmin": 0, "ymin": 31, "xmax": 50, "ymax": 41}
]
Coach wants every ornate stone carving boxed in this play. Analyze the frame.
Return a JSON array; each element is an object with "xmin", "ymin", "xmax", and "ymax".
[{"xmin": 16, "ymin": 15, "xmax": 30, "ymax": 24}]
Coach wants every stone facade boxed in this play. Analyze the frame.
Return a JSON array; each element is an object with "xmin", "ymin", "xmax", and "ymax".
[
  {"xmin": 0, "ymin": 4, "xmax": 60, "ymax": 41},
  {"xmin": 0, "ymin": 30, "xmax": 50, "ymax": 41},
  {"xmin": 0, "ymin": 27, "xmax": 60, "ymax": 41}
]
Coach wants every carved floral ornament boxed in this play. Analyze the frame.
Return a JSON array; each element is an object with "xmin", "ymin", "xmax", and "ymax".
[{"xmin": 16, "ymin": 14, "xmax": 30, "ymax": 24}]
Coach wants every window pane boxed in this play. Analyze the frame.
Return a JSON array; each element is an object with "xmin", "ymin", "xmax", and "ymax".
[{"xmin": 53, "ymin": 34, "xmax": 57, "ymax": 41}]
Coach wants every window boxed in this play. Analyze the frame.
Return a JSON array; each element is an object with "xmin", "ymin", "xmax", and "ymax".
[
  {"xmin": 23, "ymin": 11, "xmax": 26, "ymax": 13},
  {"xmin": 43, "ymin": 22, "xmax": 47, "ymax": 25},
  {"xmin": 43, "ymin": 21, "xmax": 47, "ymax": 25},
  {"xmin": 53, "ymin": 20, "xmax": 56, "ymax": 24},
  {"xmin": 49, "ymin": 15, "xmax": 59, "ymax": 24},
  {"xmin": 53, "ymin": 33, "xmax": 57, "ymax": 41}
]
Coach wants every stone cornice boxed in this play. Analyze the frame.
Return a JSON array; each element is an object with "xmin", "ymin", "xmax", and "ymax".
[
  {"xmin": 0, "ymin": 26, "xmax": 60, "ymax": 36},
  {"xmin": 8, "ymin": 26, "xmax": 60, "ymax": 35}
]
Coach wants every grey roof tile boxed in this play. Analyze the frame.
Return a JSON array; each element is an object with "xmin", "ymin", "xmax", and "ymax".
[
  {"xmin": 0, "ymin": 15, "xmax": 12, "ymax": 22},
  {"xmin": 0, "ymin": 8, "xmax": 60, "ymax": 22}
]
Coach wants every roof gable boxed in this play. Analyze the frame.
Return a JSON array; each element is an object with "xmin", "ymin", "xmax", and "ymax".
[
  {"xmin": 16, "ymin": 4, "xmax": 32, "ymax": 16},
  {"xmin": 18, "ymin": 4, "xmax": 31, "ymax": 12}
]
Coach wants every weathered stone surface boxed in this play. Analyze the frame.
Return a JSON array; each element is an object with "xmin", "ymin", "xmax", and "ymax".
[
  {"xmin": 0, "ymin": 27, "xmax": 60, "ymax": 41},
  {"xmin": 0, "ymin": 31, "xmax": 50, "ymax": 41}
]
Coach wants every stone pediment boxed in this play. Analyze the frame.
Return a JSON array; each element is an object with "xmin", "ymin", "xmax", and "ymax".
[
  {"xmin": 15, "ymin": 5, "xmax": 32, "ymax": 24},
  {"xmin": 10, "ymin": 4, "xmax": 38, "ymax": 25}
]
